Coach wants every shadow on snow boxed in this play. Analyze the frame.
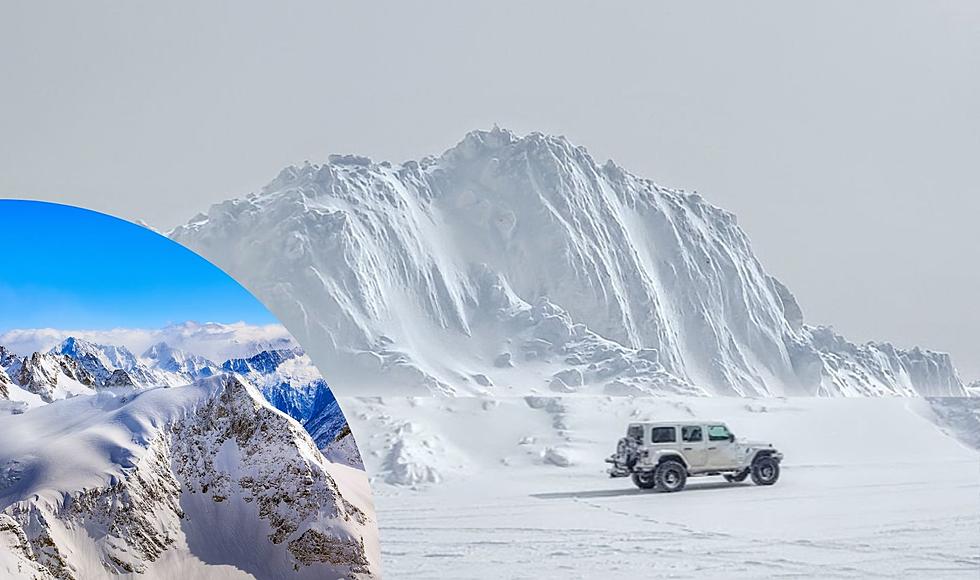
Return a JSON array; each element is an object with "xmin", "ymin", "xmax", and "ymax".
[{"xmin": 530, "ymin": 480, "xmax": 753, "ymax": 500}]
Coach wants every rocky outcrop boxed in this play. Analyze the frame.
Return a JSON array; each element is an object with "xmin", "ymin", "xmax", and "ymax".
[{"xmin": 13, "ymin": 352, "xmax": 95, "ymax": 402}]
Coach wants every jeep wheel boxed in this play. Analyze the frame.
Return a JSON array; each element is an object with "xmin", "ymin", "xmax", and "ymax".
[
  {"xmin": 751, "ymin": 456, "xmax": 780, "ymax": 486},
  {"xmin": 654, "ymin": 460, "xmax": 687, "ymax": 492},
  {"xmin": 724, "ymin": 469, "xmax": 749, "ymax": 483},
  {"xmin": 631, "ymin": 471, "xmax": 657, "ymax": 489}
]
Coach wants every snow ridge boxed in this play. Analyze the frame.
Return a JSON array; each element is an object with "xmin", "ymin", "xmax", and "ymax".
[{"xmin": 171, "ymin": 128, "xmax": 966, "ymax": 397}]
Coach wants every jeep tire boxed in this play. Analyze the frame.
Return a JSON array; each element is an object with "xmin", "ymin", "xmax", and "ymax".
[
  {"xmin": 654, "ymin": 460, "xmax": 687, "ymax": 492},
  {"xmin": 750, "ymin": 456, "xmax": 780, "ymax": 486},
  {"xmin": 631, "ymin": 471, "xmax": 657, "ymax": 489},
  {"xmin": 724, "ymin": 469, "xmax": 749, "ymax": 483}
]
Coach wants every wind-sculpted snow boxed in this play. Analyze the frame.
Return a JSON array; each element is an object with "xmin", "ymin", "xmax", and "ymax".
[
  {"xmin": 171, "ymin": 128, "xmax": 966, "ymax": 397},
  {"xmin": 0, "ymin": 375, "xmax": 378, "ymax": 579}
]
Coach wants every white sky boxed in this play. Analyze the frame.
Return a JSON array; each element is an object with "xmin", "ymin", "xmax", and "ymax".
[{"xmin": 2, "ymin": 1, "xmax": 978, "ymax": 378}]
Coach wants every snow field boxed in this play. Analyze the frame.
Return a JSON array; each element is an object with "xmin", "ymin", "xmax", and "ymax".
[{"xmin": 342, "ymin": 395, "xmax": 980, "ymax": 578}]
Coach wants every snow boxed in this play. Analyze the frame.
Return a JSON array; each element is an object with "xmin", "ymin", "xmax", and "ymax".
[
  {"xmin": 167, "ymin": 128, "xmax": 979, "ymax": 577},
  {"xmin": 344, "ymin": 395, "xmax": 979, "ymax": 578},
  {"xmin": 171, "ymin": 128, "xmax": 967, "ymax": 398},
  {"xmin": 1, "ymin": 327, "xmax": 365, "ymax": 473},
  {"xmin": 322, "ymin": 428, "xmax": 366, "ymax": 469},
  {"xmin": 0, "ymin": 328, "xmax": 374, "ymax": 577},
  {"xmin": 0, "ymin": 375, "xmax": 379, "ymax": 578}
]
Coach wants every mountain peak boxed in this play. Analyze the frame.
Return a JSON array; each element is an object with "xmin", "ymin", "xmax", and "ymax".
[
  {"xmin": 171, "ymin": 130, "xmax": 966, "ymax": 397},
  {"xmin": 51, "ymin": 335, "xmax": 92, "ymax": 355},
  {"xmin": 440, "ymin": 127, "xmax": 591, "ymax": 168},
  {"xmin": 142, "ymin": 341, "xmax": 178, "ymax": 359}
]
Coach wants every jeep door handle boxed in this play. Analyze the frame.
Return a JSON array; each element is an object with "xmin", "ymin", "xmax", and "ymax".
[
  {"xmin": 683, "ymin": 447, "xmax": 693, "ymax": 450},
  {"xmin": 707, "ymin": 447, "xmax": 717, "ymax": 450}
]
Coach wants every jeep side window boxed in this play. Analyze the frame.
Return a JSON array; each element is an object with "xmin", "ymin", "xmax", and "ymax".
[
  {"xmin": 627, "ymin": 425, "xmax": 644, "ymax": 442},
  {"xmin": 707, "ymin": 425, "xmax": 730, "ymax": 441},
  {"xmin": 650, "ymin": 427, "xmax": 676, "ymax": 444},
  {"xmin": 682, "ymin": 425, "xmax": 702, "ymax": 442}
]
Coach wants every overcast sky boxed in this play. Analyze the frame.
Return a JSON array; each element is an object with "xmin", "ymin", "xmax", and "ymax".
[{"xmin": 2, "ymin": 2, "xmax": 978, "ymax": 378}]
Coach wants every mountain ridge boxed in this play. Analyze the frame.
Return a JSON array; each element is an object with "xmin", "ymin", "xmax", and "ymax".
[
  {"xmin": 171, "ymin": 128, "xmax": 966, "ymax": 398},
  {"xmin": 0, "ymin": 374, "xmax": 378, "ymax": 578},
  {"xmin": 1, "ymin": 333, "xmax": 359, "ymax": 464}
]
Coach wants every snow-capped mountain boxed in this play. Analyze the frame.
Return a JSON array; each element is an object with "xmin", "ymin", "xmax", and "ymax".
[
  {"xmin": 170, "ymin": 128, "xmax": 967, "ymax": 398},
  {"xmin": 51, "ymin": 337, "xmax": 164, "ymax": 388},
  {"xmin": 222, "ymin": 348, "xmax": 318, "ymax": 419},
  {"xmin": 142, "ymin": 341, "xmax": 220, "ymax": 381},
  {"xmin": 0, "ymin": 321, "xmax": 295, "ymax": 367},
  {"xmin": 4, "ymin": 352, "xmax": 95, "ymax": 403},
  {"xmin": 0, "ymin": 375, "xmax": 378, "ymax": 579},
  {"xmin": 0, "ymin": 368, "xmax": 12, "ymax": 401},
  {"xmin": 0, "ymin": 334, "xmax": 359, "ymax": 466},
  {"xmin": 219, "ymin": 347, "xmax": 361, "ymax": 466},
  {"xmin": 304, "ymin": 386, "xmax": 349, "ymax": 448}
]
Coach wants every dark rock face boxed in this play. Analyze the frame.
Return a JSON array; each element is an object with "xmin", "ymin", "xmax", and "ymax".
[{"xmin": 104, "ymin": 369, "xmax": 136, "ymax": 387}]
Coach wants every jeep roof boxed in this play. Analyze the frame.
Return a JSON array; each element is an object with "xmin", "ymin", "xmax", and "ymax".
[{"xmin": 628, "ymin": 420, "xmax": 727, "ymax": 427}]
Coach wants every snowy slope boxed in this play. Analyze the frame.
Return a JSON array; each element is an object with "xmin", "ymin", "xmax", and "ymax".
[
  {"xmin": 345, "ymin": 394, "xmax": 978, "ymax": 578},
  {"xmin": 0, "ymin": 375, "xmax": 379, "ymax": 579},
  {"xmin": 171, "ymin": 128, "xmax": 966, "ymax": 398}
]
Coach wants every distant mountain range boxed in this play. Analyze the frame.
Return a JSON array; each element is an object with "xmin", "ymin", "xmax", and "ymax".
[{"xmin": 0, "ymin": 334, "xmax": 356, "ymax": 458}]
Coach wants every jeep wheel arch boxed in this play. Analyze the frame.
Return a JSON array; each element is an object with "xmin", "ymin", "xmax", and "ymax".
[
  {"xmin": 654, "ymin": 459, "xmax": 687, "ymax": 492},
  {"xmin": 656, "ymin": 453, "xmax": 687, "ymax": 469}
]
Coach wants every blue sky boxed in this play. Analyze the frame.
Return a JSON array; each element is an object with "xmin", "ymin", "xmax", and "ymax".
[{"xmin": 0, "ymin": 200, "xmax": 276, "ymax": 329}]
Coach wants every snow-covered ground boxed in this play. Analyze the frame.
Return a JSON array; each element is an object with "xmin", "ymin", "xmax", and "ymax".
[{"xmin": 343, "ymin": 395, "xmax": 979, "ymax": 578}]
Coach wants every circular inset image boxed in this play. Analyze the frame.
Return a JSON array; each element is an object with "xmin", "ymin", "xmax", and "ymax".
[{"xmin": 0, "ymin": 200, "xmax": 379, "ymax": 579}]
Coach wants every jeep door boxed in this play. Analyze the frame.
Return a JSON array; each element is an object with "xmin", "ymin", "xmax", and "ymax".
[
  {"xmin": 705, "ymin": 424, "xmax": 739, "ymax": 469},
  {"xmin": 680, "ymin": 425, "xmax": 707, "ymax": 468}
]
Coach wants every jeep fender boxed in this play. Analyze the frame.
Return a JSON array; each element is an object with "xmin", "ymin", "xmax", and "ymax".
[
  {"xmin": 746, "ymin": 448, "xmax": 780, "ymax": 465},
  {"xmin": 653, "ymin": 452, "xmax": 687, "ymax": 469}
]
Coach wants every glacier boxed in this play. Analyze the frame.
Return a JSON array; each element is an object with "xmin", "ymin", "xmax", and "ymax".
[{"xmin": 171, "ymin": 127, "xmax": 967, "ymax": 398}]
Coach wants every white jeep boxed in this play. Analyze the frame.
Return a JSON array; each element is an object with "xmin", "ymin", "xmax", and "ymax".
[{"xmin": 606, "ymin": 421, "xmax": 783, "ymax": 492}]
